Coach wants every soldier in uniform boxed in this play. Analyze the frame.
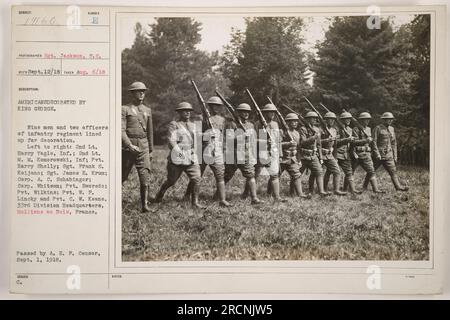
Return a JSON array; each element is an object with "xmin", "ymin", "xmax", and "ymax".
[
  {"xmin": 321, "ymin": 112, "xmax": 347, "ymax": 196},
  {"xmin": 184, "ymin": 96, "xmax": 231, "ymax": 207},
  {"xmin": 253, "ymin": 103, "xmax": 285, "ymax": 202},
  {"xmin": 121, "ymin": 81, "xmax": 153, "ymax": 212},
  {"xmin": 352, "ymin": 112, "xmax": 384, "ymax": 193},
  {"xmin": 152, "ymin": 102, "xmax": 204, "ymax": 209},
  {"xmin": 280, "ymin": 113, "xmax": 309, "ymax": 198},
  {"xmin": 336, "ymin": 112, "xmax": 362, "ymax": 195},
  {"xmin": 362, "ymin": 112, "xmax": 409, "ymax": 191},
  {"xmin": 223, "ymin": 103, "xmax": 261, "ymax": 204},
  {"xmin": 299, "ymin": 111, "xmax": 329, "ymax": 197}
]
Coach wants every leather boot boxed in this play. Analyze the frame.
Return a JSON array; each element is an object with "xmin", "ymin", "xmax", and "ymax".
[
  {"xmin": 152, "ymin": 182, "xmax": 169, "ymax": 203},
  {"xmin": 217, "ymin": 181, "xmax": 231, "ymax": 207},
  {"xmin": 294, "ymin": 177, "xmax": 310, "ymax": 199},
  {"xmin": 316, "ymin": 175, "xmax": 330, "ymax": 197},
  {"xmin": 323, "ymin": 171, "xmax": 331, "ymax": 193},
  {"xmin": 333, "ymin": 174, "xmax": 347, "ymax": 195},
  {"xmin": 140, "ymin": 185, "xmax": 151, "ymax": 212},
  {"xmin": 343, "ymin": 178, "xmax": 348, "ymax": 192},
  {"xmin": 248, "ymin": 178, "xmax": 262, "ymax": 204},
  {"xmin": 362, "ymin": 174, "xmax": 370, "ymax": 190},
  {"xmin": 348, "ymin": 178, "xmax": 362, "ymax": 195},
  {"xmin": 183, "ymin": 181, "xmax": 193, "ymax": 202},
  {"xmin": 369, "ymin": 176, "xmax": 385, "ymax": 193},
  {"xmin": 241, "ymin": 182, "xmax": 250, "ymax": 199},
  {"xmin": 289, "ymin": 180, "xmax": 297, "ymax": 196},
  {"xmin": 308, "ymin": 174, "xmax": 315, "ymax": 194},
  {"xmin": 271, "ymin": 178, "xmax": 286, "ymax": 202},
  {"xmin": 267, "ymin": 179, "xmax": 273, "ymax": 197},
  {"xmin": 391, "ymin": 174, "xmax": 409, "ymax": 191},
  {"xmin": 191, "ymin": 184, "xmax": 206, "ymax": 209}
]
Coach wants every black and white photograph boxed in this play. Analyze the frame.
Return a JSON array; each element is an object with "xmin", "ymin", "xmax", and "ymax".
[{"xmin": 120, "ymin": 12, "xmax": 431, "ymax": 262}]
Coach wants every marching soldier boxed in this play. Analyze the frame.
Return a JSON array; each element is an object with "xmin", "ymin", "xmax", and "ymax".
[
  {"xmin": 336, "ymin": 112, "xmax": 361, "ymax": 195},
  {"xmin": 152, "ymin": 102, "xmax": 204, "ymax": 209},
  {"xmin": 362, "ymin": 112, "xmax": 409, "ymax": 191},
  {"xmin": 352, "ymin": 112, "xmax": 384, "ymax": 193},
  {"xmin": 280, "ymin": 113, "xmax": 309, "ymax": 198},
  {"xmin": 299, "ymin": 111, "xmax": 329, "ymax": 196},
  {"xmin": 184, "ymin": 96, "xmax": 231, "ymax": 207},
  {"xmin": 122, "ymin": 81, "xmax": 153, "ymax": 212},
  {"xmin": 253, "ymin": 103, "xmax": 285, "ymax": 202},
  {"xmin": 321, "ymin": 112, "xmax": 347, "ymax": 195},
  {"xmin": 223, "ymin": 103, "xmax": 261, "ymax": 204}
]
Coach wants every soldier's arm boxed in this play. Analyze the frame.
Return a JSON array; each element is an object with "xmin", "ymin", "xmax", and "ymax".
[
  {"xmin": 337, "ymin": 130, "xmax": 352, "ymax": 146},
  {"xmin": 352, "ymin": 127, "xmax": 369, "ymax": 146},
  {"xmin": 121, "ymin": 106, "xmax": 133, "ymax": 149},
  {"xmin": 392, "ymin": 128, "xmax": 398, "ymax": 162},
  {"xmin": 300, "ymin": 127, "xmax": 317, "ymax": 146},
  {"xmin": 146, "ymin": 107, "xmax": 154, "ymax": 153},
  {"xmin": 372, "ymin": 126, "xmax": 381, "ymax": 159},
  {"xmin": 167, "ymin": 121, "xmax": 179, "ymax": 151}
]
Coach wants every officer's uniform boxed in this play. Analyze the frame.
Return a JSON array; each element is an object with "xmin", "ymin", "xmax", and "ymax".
[
  {"xmin": 223, "ymin": 119, "xmax": 257, "ymax": 182},
  {"xmin": 121, "ymin": 103, "xmax": 153, "ymax": 183},
  {"xmin": 366, "ymin": 112, "xmax": 408, "ymax": 191},
  {"xmin": 121, "ymin": 81, "xmax": 153, "ymax": 212},
  {"xmin": 352, "ymin": 112, "xmax": 384, "ymax": 193},
  {"xmin": 299, "ymin": 126, "xmax": 323, "ymax": 177},
  {"xmin": 154, "ymin": 102, "xmax": 204, "ymax": 208}
]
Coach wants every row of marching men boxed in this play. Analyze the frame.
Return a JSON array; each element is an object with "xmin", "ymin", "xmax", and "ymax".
[{"xmin": 150, "ymin": 96, "xmax": 408, "ymax": 209}]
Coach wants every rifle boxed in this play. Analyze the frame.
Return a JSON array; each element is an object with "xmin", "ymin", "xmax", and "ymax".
[
  {"xmin": 215, "ymin": 90, "xmax": 246, "ymax": 132},
  {"xmin": 303, "ymin": 96, "xmax": 332, "ymax": 137},
  {"xmin": 266, "ymin": 96, "xmax": 294, "ymax": 142},
  {"xmin": 190, "ymin": 79, "xmax": 213, "ymax": 130},
  {"xmin": 245, "ymin": 89, "xmax": 273, "ymax": 142},
  {"xmin": 280, "ymin": 103, "xmax": 315, "ymax": 135},
  {"xmin": 319, "ymin": 103, "xmax": 350, "ymax": 138}
]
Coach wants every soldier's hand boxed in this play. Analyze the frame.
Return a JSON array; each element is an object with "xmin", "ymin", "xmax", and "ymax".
[
  {"xmin": 349, "ymin": 136, "xmax": 355, "ymax": 142},
  {"xmin": 367, "ymin": 137, "xmax": 373, "ymax": 143},
  {"xmin": 289, "ymin": 140, "xmax": 297, "ymax": 147},
  {"xmin": 130, "ymin": 145, "xmax": 141, "ymax": 154}
]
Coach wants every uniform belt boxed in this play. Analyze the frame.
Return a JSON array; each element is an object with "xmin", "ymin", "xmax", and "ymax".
[
  {"xmin": 322, "ymin": 148, "xmax": 333, "ymax": 155},
  {"xmin": 128, "ymin": 134, "xmax": 147, "ymax": 139},
  {"xmin": 356, "ymin": 146, "xmax": 371, "ymax": 152},
  {"xmin": 301, "ymin": 148, "xmax": 316, "ymax": 156}
]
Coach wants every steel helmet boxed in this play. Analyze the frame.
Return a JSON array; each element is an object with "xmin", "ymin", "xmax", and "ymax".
[
  {"xmin": 381, "ymin": 112, "xmax": 394, "ymax": 119},
  {"xmin": 340, "ymin": 111, "xmax": 352, "ymax": 119},
  {"xmin": 305, "ymin": 111, "xmax": 319, "ymax": 118},
  {"xmin": 127, "ymin": 81, "xmax": 148, "ymax": 91},
  {"xmin": 176, "ymin": 102, "xmax": 193, "ymax": 111},
  {"xmin": 236, "ymin": 103, "xmax": 251, "ymax": 111},
  {"xmin": 358, "ymin": 112, "xmax": 372, "ymax": 119},
  {"xmin": 324, "ymin": 112, "xmax": 337, "ymax": 119},
  {"xmin": 206, "ymin": 96, "xmax": 223, "ymax": 105},
  {"xmin": 261, "ymin": 103, "xmax": 277, "ymax": 112},
  {"xmin": 285, "ymin": 113, "xmax": 299, "ymax": 121}
]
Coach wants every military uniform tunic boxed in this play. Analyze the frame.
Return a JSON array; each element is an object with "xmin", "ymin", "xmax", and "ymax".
[
  {"xmin": 223, "ymin": 120, "xmax": 257, "ymax": 181},
  {"xmin": 254, "ymin": 120, "xmax": 281, "ymax": 178},
  {"xmin": 352, "ymin": 126, "xmax": 378, "ymax": 175},
  {"xmin": 320, "ymin": 126, "xmax": 340, "ymax": 175},
  {"xmin": 199, "ymin": 114, "xmax": 226, "ymax": 182},
  {"xmin": 280, "ymin": 129, "xmax": 302, "ymax": 180},
  {"xmin": 165, "ymin": 120, "xmax": 201, "ymax": 186},
  {"xmin": 121, "ymin": 103, "xmax": 153, "ymax": 185},
  {"xmin": 372, "ymin": 124, "xmax": 398, "ymax": 175},
  {"xmin": 299, "ymin": 125, "xmax": 323, "ymax": 176},
  {"xmin": 336, "ymin": 125, "xmax": 355, "ymax": 177}
]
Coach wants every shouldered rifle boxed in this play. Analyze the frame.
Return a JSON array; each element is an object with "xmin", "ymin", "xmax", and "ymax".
[
  {"xmin": 245, "ymin": 89, "xmax": 273, "ymax": 142},
  {"xmin": 280, "ymin": 103, "xmax": 315, "ymax": 135},
  {"xmin": 319, "ymin": 103, "xmax": 350, "ymax": 138},
  {"xmin": 303, "ymin": 96, "xmax": 332, "ymax": 137},
  {"xmin": 215, "ymin": 89, "xmax": 246, "ymax": 132},
  {"xmin": 190, "ymin": 79, "xmax": 213, "ymax": 130},
  {"xmin": 266, "ymin": 96, "xmax": 294, "ymax": 142}
]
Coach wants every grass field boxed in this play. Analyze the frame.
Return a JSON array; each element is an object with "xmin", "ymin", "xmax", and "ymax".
[{"xmin": 122, "ymin": 146, "xmax": 429, "ymax": 261}]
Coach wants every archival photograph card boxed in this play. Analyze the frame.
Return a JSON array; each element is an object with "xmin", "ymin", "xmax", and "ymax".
[{"xmin": 9, "ymin": 4, "xmax": 447, "ymax": 294}]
